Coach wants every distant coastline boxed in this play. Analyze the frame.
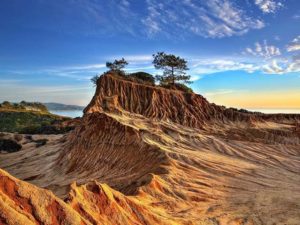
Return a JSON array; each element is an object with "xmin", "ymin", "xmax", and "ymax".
[
  {"xmin": 44, "ymin": 102, "xmax": 84, "ymax": 111},
  {"xmin": 247, "ymin": 108, "xmax": 300, "ymax": 114}
]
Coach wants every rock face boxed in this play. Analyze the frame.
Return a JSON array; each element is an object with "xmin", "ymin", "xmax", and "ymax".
[
  {"xmin": 85, "ymin": 74, "xmax": 235, "ymax": 128},
  {"xmin": 58, "ymin": 112, "xmax": 169, "ymax": 195},
  {"xmin": 0, "ymin": 169, "xmax": 171, "ymax": 225},
  {"xmin": 1, "ymin": 73, "xmax": 300, "ymax": 225}
]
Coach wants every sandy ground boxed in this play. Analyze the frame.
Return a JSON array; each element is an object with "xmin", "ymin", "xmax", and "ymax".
[{"xmin": 1, "ymin": 111, "xmax": 300, "ymax": 225}]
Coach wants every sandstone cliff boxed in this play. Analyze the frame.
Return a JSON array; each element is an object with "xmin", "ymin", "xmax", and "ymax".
[{"xmin": 1, "ymin": 73, "xmax": 300, "ymax": 225}]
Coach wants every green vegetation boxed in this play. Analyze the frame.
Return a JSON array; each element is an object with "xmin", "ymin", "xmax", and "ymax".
[
  {"xmin": 0, "ymin": 101, "xmax": 48, "ymax": 112},
  {"xmin": 91, "ymin": 75, "xmax": 100, "ymax": 86},
  {"xmin": 127, "ymin": 72, "xmax": 155, "ymax": 85},
  {"xmin": 153, "ymin": 52, "xmax": 191, "ymax": 85},
  {"xmin": 91, "ymin": 53, "xmax": 193, "ymax": 93},
  {"xmin": 0, "ymin": 139, "xmax": 22, "ymax": 152},
  {"xmin": 106, "ymin": 58, "xmax": 128, "ymax": 74},
  {"xmin": 44, "ymin": 102, "xmax": 84, "ymax": 111},
  {"xmin": 160, "ymin": 83, "xmax": 193, "ymax": 93},
  {"xmin": 0, "ymin": 111, "xmax": 66, "ymax": 133},
  {"xmin": 0, "ymin": 101, "xmax": 71, "ymax": 134}
]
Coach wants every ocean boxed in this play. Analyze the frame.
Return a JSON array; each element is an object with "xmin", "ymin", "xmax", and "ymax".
[{"xmin": 50, "ymin": 110, "xmax": 83, "ymax": 118}]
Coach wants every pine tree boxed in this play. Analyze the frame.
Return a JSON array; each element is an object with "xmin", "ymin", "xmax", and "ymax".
[{"xmin": 153, "ymin": 52, "xmax": 191, "ymax": 85}]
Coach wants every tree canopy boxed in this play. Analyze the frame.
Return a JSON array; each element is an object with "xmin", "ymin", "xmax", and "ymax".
[
  {"xmin": 90, "ymin": 74, "xmax": 100, "ymax": 86},
  {"xmin": 106, "ymin": 58, "xmax": 128, "ymax": 72},
  {"xmin": 152, "ymin": 52, "xmax": 191, "ymax": 85}
]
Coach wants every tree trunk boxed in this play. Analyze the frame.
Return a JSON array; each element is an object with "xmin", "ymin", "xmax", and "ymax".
[{"xmin": 171, "ymin": 67, "xmax": 174, "ymax": 84}]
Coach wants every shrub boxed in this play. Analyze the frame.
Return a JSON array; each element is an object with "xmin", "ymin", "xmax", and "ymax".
[
  {"xmin": 106, "ymin": 58, "xmax": 128, "ymax": 73},
  {"xmin": 0, "ymin": 139, "xmax": 22, "ymax": 152},
  {"xmin": 128, "ymin": 72, "xmax": 155, "ymax": 85},
  {"xmin": 20, "ymin": 125, "xmax": 74, "ymax": 134},
  {"xmin": 91, "ymin": 75, "xmax": 100, "ymax": 86},
  {"xmin": 2, "ymin": 101, "xmax": 12, "ymax": 108},
  {"xmin": 160, "ymin": 83, "xmax": 193, "ymax": 93},
  {"xmin": 20, "ymin": 125, "xmax": 41, "ymax": 134}
]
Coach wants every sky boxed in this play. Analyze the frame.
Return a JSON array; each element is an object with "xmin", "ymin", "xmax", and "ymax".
[{"xmin": 0, "ymin": 0, "xmax": 300, "ymax": 109}]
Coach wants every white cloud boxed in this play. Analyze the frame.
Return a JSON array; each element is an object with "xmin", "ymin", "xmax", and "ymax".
[
  {"xmin": 261, "ymin": 40, "xmax": 300, "ymax": 74},
  {"xmin": 245, "ymin": 40, "xmax": 281, "ymax": 59},
  {"xmin": 254, "ymin": 0, "xmax": 283, "ymax": 13},
  {"xmin": 240, "ymin": 36, "xmax": 300, "ymax": 74},
  {"xmin": 44, "ymin": 0, "xmax": 271, "ymax": 39},
  {"xmin": 63, "ymin": 64, "xmax": 106, "ymax": 70},
  {"xmin": 4, "ymin": 63, "xmax": 107, "ymax": 82},
  {"xmin": 261, "ymin": 35, "xmax": 300, "ymax": 74},
  {"xmin": 287, "ymin": 36, "xmax": 300, "ymax": 52},
  {"xmin": 262, "ymin": 58, "xmax": 300, "ymax": 74},
  {"xmin": 142, "ymin": 0, "xmax": 265, "ymax": 38},
  {"xmin": 192, "ymin": 36, "xmax": 300, "ymax": 76},
  {"xmin": 189, "ymin": 58, "xmax": 259, "ymax": 77}
]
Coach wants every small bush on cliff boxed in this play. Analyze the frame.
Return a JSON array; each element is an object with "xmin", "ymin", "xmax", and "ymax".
[
  {"xmin": 128, "ymin": 72, "xmax": 155, "ymax": 85},
  {"xmin": 160, "ymin": 83, "xmax": 193, "ymax": 93},
  {"xmin": 91, "ymin": 74, "xmax": 100, "ymax": 86}
]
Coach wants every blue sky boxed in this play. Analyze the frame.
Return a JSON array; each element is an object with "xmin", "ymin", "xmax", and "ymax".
[{"xmin": 0, "ymin": 0, "xmax": 300, "ymax": 108}]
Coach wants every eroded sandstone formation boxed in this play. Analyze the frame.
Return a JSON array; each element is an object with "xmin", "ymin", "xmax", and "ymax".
[{"xmin": 1, "ymin": 73, "xmax": 300, "ymax": 225}]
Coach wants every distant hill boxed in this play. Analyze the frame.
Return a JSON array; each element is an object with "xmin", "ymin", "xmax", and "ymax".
[
  {"xmin": 44, "ymin": 103, "xmax": 84, "ymax": 111},
  {"xmin": 0, "ymin": 101, "xmax": 48, "ymax": 113},
  {"xmin": 0, "ymin": 101, "xmax": 71, "ymax": 133}
]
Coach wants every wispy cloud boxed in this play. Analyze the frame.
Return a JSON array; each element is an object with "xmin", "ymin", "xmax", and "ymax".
[
  {"xmin": 203, "ymin": 89, "xmax": 236, "ymax": 97},
  {"xmin": 254, "ymin": 0, "xmax": 283, "ymax": 13},
  {"xmin": 36, "ymin": 0, "xmax": 274, "ymax": 39},
  {"xmin": 142, "ymin": 0, "xmax": 265, "ymax": 38},
  {"xmin": 189, "ymin": 36, "xmax": 300, "ymax": 76},
  {"xmin": 261, "ymin": 36, "xmax": 300, "ymax": 74},
  {"xmin": 3, "ymin": 63, "xmax": 107, "ymax": 82},
  {"xmin": 244, "ymin": 40, "xmax": 281, "ymax": 59},
  {"xmin": 190, "ymin": 58, "xmax": 259, "ymax": 75},
  {"xmin": 287, "ymin": 36, "xmax": 300, "ymax": 52}
]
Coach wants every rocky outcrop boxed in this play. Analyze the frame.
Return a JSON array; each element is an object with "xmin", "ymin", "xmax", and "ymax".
[
  {"xmin": 0, "ymin": 169, "xmax": 172, "ymax": 225},
  {"xmin": 85, "ymin": 74, "xmax": 233, "ymax": 128},
  {"xmin": 58, "ymin": 112, "xmax": 169, "ymax": 196},
  {"xmin": 0, "ymin": 169, "xmax": 85, "ymax": 225},
  {"xmin": 85, "ymin": 73, "xmax": 300, "ymax": 129}
]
